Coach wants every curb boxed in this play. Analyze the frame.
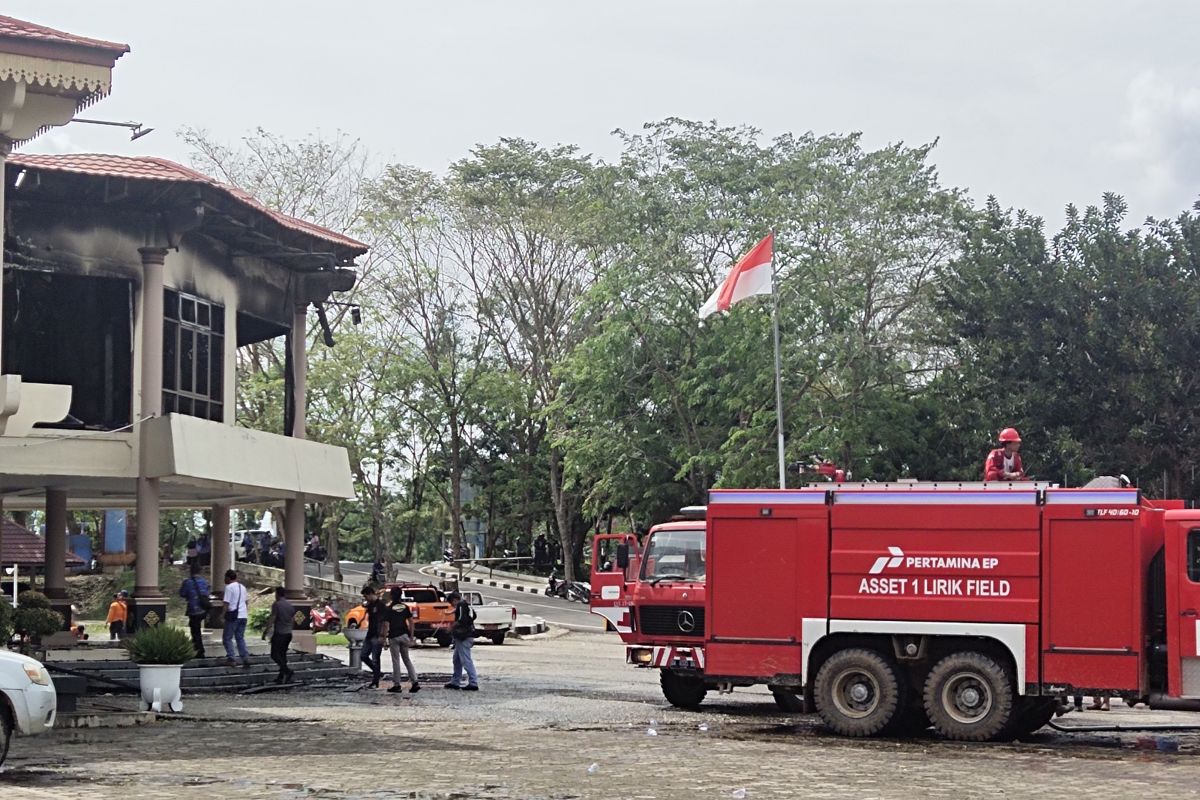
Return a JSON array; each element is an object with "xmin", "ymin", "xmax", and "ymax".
[
  {"xmin": 433, "ymin": 568, "xmax": 544, "ymax": 595},
  {"xmin": 546, "ymin": 620, "xmax": 606, "ymax": 634}
]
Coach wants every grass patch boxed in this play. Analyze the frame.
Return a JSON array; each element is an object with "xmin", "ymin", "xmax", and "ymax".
[{"xmin": 315, "ymin": 632, "xmax": 347, "ymax": 646}]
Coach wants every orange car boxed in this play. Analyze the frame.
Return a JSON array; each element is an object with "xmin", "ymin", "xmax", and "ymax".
[
  {"xmin": 344, "ymin": 603, "xmax": 369, "ymax": 629},
  {"xmin": 343, "ymin": 584, "xmax": 454, "ymax": 647}
]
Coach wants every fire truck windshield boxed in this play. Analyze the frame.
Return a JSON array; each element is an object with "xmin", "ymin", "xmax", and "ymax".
[{"xmin": 640, "ymin": 528, "xmax": 705, "ymax": 584}]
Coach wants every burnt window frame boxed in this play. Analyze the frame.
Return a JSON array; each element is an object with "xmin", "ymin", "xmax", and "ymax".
[{"xmin": 162, "ymin": 289, "xmax": 225, "ymax": 422}]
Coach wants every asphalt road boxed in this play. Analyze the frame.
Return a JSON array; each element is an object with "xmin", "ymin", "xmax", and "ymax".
[{"xmin": 304, "ymin": 559, "xmax": 604, "ymax": 631}]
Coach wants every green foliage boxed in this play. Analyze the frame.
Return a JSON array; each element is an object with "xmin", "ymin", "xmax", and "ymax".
[
  {"xmin": 247, "ymin": 606, "xmax": 271, "ymax": 634},
  {"xmin": 0, "ymin": 601, "xmax": 13, "ymax": 644},
  {"xmin": 123, "ymin": 624, "xmax": 196, "ymax": 664},
  {"xmin": 15, "ymin": 592, "xmax": 60, "ymax": 642},
  {"xmin": 17, "ymin": 590, "xmax": 51, "ymax": 610}
]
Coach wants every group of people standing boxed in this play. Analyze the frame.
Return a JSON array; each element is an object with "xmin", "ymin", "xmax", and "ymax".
[
  {"xmin": 174, "ymin": 566, "xmax": 480, "ymax": 691},
  {"xmin": 358, "ymin": 584, "xmax": 479, "ymax": 692}
]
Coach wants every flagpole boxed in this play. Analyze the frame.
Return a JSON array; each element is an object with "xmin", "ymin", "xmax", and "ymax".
[{"xmin": 771, "ymin": 232, "xmax": 786, "ymax": 489}]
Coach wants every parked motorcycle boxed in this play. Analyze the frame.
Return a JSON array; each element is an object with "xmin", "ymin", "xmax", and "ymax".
[
  {"xmin": 547, "ymin": 580, "xmax": 590, "ymax": 602},
  {"xmin": 309, "ymin": 600, "xmax": 342, "ymax": 634}
]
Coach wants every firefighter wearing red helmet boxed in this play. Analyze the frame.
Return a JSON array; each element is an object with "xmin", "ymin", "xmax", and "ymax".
[{"xmin": 983, "ymin": 427, "xmax": 1026, "ymax": 481}]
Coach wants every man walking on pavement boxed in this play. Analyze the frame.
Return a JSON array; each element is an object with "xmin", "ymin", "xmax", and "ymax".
[
  {"xmin": 179, "ymin": 563, "xmax": 210, "ymax": 658},
  {"xmin": 262, "ymin": 586, "xmax": 295, "ymax": 684},
  {"xmin": 222, "ymin": 569, "xmax": 251, "ymax": 668},
  {"xmin": 382, "ymin": 586, "xmax": 420, "ymax": 694},
  {"xmin": 445, "ymin": 591, "xmax": 479, "ymax": 691},
  {"xmin": 360, "ymin": 585, "xmax": 385, "ymax": 688}
]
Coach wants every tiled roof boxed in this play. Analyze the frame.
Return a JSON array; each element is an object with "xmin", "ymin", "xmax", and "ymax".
[
  {"xmin": 8, "ymin": 153, "xmax": 368, "ymax": 254},
  {"xmin": 2, "ymin": 518, "xmax": 85, "ymax": 568},
  {"xmin": 0, "ymin": 15, "xmax": 129, "ymax": 55}
]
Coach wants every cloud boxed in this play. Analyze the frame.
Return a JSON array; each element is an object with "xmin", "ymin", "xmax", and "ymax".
[{"xmin": 1104, "ymin": 70, "xmax": 1200, "ymax": 215}]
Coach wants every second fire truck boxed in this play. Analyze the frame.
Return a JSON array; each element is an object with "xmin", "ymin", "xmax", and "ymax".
[{"xmin": 591, "ymin": 483, "xmax": 1200, "ymax": 741}]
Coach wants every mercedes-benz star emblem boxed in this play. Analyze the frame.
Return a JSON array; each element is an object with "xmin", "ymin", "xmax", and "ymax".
[{"xmin": 677, "ymin": 610, "xmax": 696, "ymax": 633}]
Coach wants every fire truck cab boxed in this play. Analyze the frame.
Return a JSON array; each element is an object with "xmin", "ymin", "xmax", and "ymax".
[{"xmin": 593, "ymin": 483, "xmax": 1200, "ymax": 741}]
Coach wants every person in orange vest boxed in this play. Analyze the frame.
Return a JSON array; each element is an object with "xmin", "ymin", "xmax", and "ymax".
[
  {"xmin": 983, "ymin": 428, "xmax": 1026, "ymax": 481},
  {"xmin": 105, "ymin": 590, "xmax": 129, "ymax": 640}
]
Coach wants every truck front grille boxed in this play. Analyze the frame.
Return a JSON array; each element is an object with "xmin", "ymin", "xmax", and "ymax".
[{"xmin": 639, "ymin": 605, "xmax": 705, "ymax": 637}]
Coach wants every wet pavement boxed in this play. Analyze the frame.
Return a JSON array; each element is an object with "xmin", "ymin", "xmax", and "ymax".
[{"xmin": 6, "ymin": 632, "xmax": 1200, "ymax": 799}]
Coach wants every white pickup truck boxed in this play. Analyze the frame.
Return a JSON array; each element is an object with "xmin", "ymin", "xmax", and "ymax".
[
  {"xmin": 464, "ymin": 591, "xmax": 516, "ymax": 645},
  {"xmin": 0, "ymin": 650, "xmax": 57, "ymax": 767}
]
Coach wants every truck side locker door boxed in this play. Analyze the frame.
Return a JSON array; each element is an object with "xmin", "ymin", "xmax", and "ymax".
[
  {"xmin": 589, "ymin": 533, "xmax": 639, "ymax": 634},
  {"xmin": 1163, "ymin": 512, "xmax": 1200, "ymax": 697}
]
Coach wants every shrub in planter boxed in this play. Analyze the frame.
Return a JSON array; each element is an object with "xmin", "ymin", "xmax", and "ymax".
[
  {"xmin": 15, "ymin": 592, "xmax": 63, "ymax": 646},
  {"xmin": 123, "ymin": 625, "xmax": 196, "ymax": 665},
  {"xmin": 125, "ymin": 625, "xmax": 192, "ymax": 713}
]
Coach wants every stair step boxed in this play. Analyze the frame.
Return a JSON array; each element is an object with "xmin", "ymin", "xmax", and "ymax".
[{"xmin": 47, "ymin": 651, "xmax": 353, "ymax": 693}]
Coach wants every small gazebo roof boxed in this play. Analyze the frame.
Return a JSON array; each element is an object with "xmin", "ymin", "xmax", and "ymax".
[
  {"xmin": 1, "ymin": 518, "xmax": 85, "ymax": 568},
  {"xmin": 0, "ymin": 15, "xmax": 129, "ymax": 55},
  {"xmin": 0, "ymin": 15, "xmax": 129, "ymax": 141}
]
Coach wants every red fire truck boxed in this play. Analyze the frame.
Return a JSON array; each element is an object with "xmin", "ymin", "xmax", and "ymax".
[{"xmin": 591, "ymin": 483, "xmax": 1200, "ymax": 741}]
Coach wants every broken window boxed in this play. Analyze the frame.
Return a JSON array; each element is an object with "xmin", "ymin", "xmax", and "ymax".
[
  {"xmin": 0, "ymin": 270, "xmax": 133, "ymax": 429},
  {"xmin": 163, "ymin": 289, "xmax": 224, "ymax": 422}
]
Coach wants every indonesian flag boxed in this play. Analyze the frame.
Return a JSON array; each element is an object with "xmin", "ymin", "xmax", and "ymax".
[{"xmin": 698, "ymin": 233, "xmax": 774, "ymax": 319}]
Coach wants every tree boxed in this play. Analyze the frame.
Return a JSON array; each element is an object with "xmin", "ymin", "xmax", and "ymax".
[
  {"xmin": 452, "ymin": 139, "xmax": 602, "ymax": 580},
  {"xmin": 366, "ymin": 166, "xmax": 489, "ymax": 556}
]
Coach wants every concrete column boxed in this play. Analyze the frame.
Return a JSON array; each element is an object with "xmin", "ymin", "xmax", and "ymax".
[
  {"xmin": 0, "ymin": 139, "xmax": 9, "ymax": 367},
  {"xmin": 134, "ymin": 247, "xmax": 167, "ymax": 610},
  {"xmin": 43, "ymin": 489, "xmax": 67, "ymax": 599},
  {"xmin": 290, "ymin": 303, "xmax": 307, "ymax": 440},
  {"xmin": 210, "ymin": 504, "xmax": 231, "ymax": 587},
  {"xmin": 285, "ymin": 303, "xmax": 307, "ymax": 601}
]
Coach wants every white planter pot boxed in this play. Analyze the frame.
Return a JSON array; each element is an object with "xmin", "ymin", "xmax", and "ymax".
[
  {"xmin": 137, "ymin": 663, "xmax": 184, "ymax": 713},
  {"xmin": 344, "ymin": 627, "xmax": 368, "ymax": 644}
]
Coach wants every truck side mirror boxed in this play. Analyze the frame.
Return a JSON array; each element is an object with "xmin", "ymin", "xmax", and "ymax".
[{"xmin": 616, "ymin": 543, "xmax": 630, "ymax": 570}]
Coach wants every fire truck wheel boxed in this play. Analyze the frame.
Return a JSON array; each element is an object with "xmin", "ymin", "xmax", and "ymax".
[
  {"xmin": 923, "ymin": 652, "xmax": 1014, "ymax": 741},
  {"xmin": 813, "ymin": 648, "xmax": 903, "ymax": 737},
  {"xmin": 660, "ymin": 670, "xmax": 707, "ymax": 709}
]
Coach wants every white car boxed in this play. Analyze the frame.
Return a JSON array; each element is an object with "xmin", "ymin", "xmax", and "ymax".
[
  {"xmin": 463, "ymin": 591, "xmax": 517, "ymax": 645},
  {"xmin": 0, "ymin": 650, "xmax": 56, "ymax": 766}
]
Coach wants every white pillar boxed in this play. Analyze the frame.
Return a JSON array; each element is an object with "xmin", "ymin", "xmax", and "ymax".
[
  {"xmin": 211, "ymin": 504, "xmax": 231, "ymax": 586},
  {"xmin": 285, "ymin": 303, "xmax": 307, "ymax": 600},
  {"xmin": 43, "ymin": 489, "xmax": 67, "ymax": 599},
  {"xmin": 135, "ymin": 247, "xmax": 167, "ymax": 604},
  {"xmin": 0, "ymin": 139, "xmax": 9, "ymax": 367}
]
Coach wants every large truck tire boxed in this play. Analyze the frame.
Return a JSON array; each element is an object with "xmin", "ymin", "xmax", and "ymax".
[
  {"xmin": 772, "ymin": 689, "xmax": 805, "ymax": 713},
  {"xmin": 923, "ymin": 651, "xmax": 1014, "ymax": 742},
  {"xmin": 660, "ymin": 669, "xmax": 707, "ymax": 709},
  {"xmin": 435, "ymin": 630, "xmax": 453, "ymax": 648},
  {"xmin": 490, "ymin": 631, "xmax": 507, "ymax": 645},
  {"xmin": 813, "ymin": 648, "xmax": 903, "ymax": 737}
]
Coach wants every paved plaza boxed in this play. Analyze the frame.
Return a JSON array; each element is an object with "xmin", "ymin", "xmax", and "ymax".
[{"xmin": 7, "ymin": 632, "xmax": 1200, "ymax": 799}]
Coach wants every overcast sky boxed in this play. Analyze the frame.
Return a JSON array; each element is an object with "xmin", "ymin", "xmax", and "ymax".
[{"xmin": 10, "ymin": 1, "xmax": 1200, "ymax": 227}]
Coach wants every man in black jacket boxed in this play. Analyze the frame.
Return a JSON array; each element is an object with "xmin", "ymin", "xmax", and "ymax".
[
  {"xmin": 444, "ymin": 592, "xmax": 479, "ymax": 691},
  {"xmin": 360, "ymin": 585, "xmax": 386, "ymax": 688}
]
